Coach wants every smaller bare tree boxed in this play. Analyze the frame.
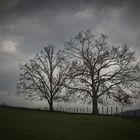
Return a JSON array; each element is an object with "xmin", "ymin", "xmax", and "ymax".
[
  {"xmin": 17, "ymin": 45, "xmax": 74, "ymax": 111},
  {"xmin": 64, "ymin": 30, "xmax": 140, "ymax": 114}
]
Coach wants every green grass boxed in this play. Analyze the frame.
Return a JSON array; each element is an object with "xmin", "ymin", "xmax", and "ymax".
[{"xmin": 0, "ymin": 107, "xmax": 140, "ymax": 140}]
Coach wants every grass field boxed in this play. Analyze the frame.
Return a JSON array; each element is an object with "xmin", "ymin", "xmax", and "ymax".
[{"xmin": 0, "ymin": 107, "xmax": 140, "ymax": 140}]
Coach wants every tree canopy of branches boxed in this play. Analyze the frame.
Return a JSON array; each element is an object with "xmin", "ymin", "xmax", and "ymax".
[
  {"xmin": 17, "ymin": 45, "xmax": 74, "ymax": 111},
  {"xmin": 64, "ymin": 30, "xmax": 140, "ymax": 114}
]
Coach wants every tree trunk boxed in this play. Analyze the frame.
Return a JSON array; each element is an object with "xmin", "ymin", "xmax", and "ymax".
[
  {"xmin": 49, "ymin": 101, "xmax": 54, "ymax": 112},
  {"xmin": 92, "ymin": 96, "xmax": 99, "ymax": 115}
]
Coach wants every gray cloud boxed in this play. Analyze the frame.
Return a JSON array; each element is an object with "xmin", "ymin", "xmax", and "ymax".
[
  {"xmin": 0, "ymin": 0, "xmax": 139, "ymax": 22},
  {"xmin": 0, "ymin": 0, "xmax": 140, "ymax": 108}
]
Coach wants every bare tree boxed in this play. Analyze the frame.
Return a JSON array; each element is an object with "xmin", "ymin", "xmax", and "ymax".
[
  {"xmin": 64, "ymin": 30, "xmax": 140, "ymax": 114},
  {"xmin": 17, "ymin": 45, "xmax": 74, "ymax": 111}
]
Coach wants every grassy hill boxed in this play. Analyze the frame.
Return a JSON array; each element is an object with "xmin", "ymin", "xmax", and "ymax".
[{"xmin": 0, "ymin": 107, "xmax": 140, "ymax": 140}]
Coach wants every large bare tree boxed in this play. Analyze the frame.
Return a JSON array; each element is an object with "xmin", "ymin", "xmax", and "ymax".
[
  {"xmin": 17, "ymin": 45, "xmax": 74, "ymax": 111},
  {"xmin": 64, "ymin": 30, "xmax": 140, "ymax": 114}
]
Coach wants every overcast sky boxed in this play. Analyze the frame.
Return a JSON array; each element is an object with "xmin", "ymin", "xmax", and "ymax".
[{"xmin": 0, "ymin": 0, "xmax": 140, "ymax": 108}]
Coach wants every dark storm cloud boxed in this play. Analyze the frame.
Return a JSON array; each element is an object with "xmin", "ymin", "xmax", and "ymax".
[
  {"xmin": 0, "ymin": 0, "xmax": 139, "ymax": 46},
  {"xmin": 0, "ymin": 0, "xmax": 139, "ymax": 20},
  {"xmin": 0, "ymin": 0, "xmax": 139, "ymax": 40}
]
